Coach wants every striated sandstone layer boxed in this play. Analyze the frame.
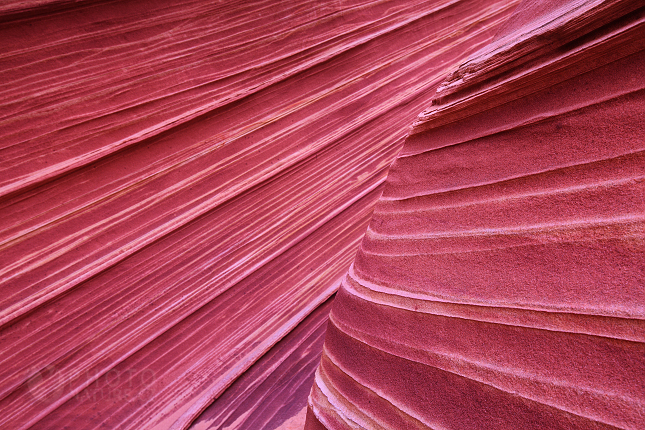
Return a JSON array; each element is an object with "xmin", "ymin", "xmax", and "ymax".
[
  {"xmin": 189, "ymin": 296, "xmax": 335, "ymax": 430},
  {"xmin": 307, "ymin": 0, "xmax": 645, "ymax": 429},
  {"xmin": 0, "ymin": 0, "xmax": 520, "ymax": 429}
]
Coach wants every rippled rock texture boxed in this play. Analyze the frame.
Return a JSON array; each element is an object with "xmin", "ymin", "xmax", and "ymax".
[
  {"xmin": 0, "ymin": 0, "xmax": 522, "ymax": 428},
  {"xmin": 307, "ymin": 0, "xmax": 645, "ymax": 429}
]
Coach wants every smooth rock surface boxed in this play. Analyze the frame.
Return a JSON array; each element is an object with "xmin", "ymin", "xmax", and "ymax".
[{"xmin": 307, "ymin": 0, "xmax": 645, "ymax": 428}]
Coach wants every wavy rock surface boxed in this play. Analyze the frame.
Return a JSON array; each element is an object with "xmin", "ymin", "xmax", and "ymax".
[
  {"xmin": 0, "ymin": 0, "xmax": 520, "ymax": 428},
  {"xmin": 307, "ymin": 0, "xmax": 645, "ymax": 429}
]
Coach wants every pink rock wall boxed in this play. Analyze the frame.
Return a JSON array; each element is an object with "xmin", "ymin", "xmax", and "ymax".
[
  {"xmin": 0, "ymin": 0, "xmax": 519, "ymax": 428},
  {"xmin": 307, "ymin": 0, "xmax": 645, "ymax": 428}
]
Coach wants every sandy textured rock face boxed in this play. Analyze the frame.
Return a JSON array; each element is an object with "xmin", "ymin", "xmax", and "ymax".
[
  {"xmin": 0, "ymin": 0, "xmax": 520, "ymax": 429},
  {"xmin": 307, "ymin": 1, "xmax": 645, "ymax": 429}
]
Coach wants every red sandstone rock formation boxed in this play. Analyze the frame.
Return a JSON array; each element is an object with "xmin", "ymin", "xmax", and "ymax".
[
  {"xmin": 0, "ymin": 0, "xmax": 520, "ymax": 428},
  {"xmin": 306, "ymin": 0, "xmax": 645, "ymax": 429}
]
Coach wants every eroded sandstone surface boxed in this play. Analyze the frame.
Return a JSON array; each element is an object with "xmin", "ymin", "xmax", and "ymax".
[
  {"xmin": 307, "ymin": 1, "xmax": 645, "ymax": 428},
  {"xmin": 0, "ymin": 0, "xmax": 522, "ymax": 429}
]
